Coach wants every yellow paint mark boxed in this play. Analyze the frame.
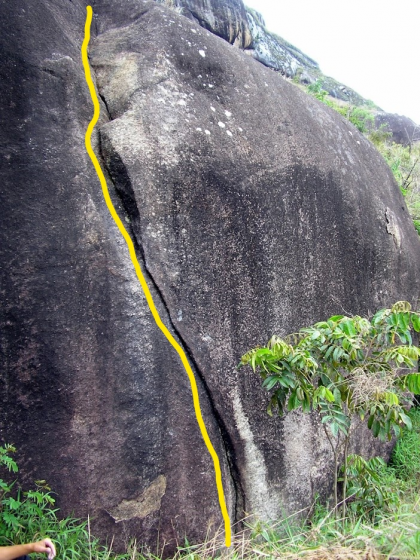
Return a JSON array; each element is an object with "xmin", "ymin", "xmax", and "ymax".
[{"xmin": 81, "ymin": 6, "xmax": 231, "ymax": 547}]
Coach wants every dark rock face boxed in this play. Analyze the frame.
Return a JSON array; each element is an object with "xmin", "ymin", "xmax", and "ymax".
[
  {"xmin": 155, "ymin": 0, "xmax": 252, "ymax": 48},
  {"xmin": 374, "ymin": 112, "xmax": 420, "ymax": 146},
  {"xmin": 0, "ymin": 0, "xmax": 233, "ymax": 551},
  {"xmin": 1, "ymin": 0, "xmax": 420, "ymax": 553}
]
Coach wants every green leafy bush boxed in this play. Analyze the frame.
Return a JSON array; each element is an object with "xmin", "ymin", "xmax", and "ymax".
[
  {"xmin": 240, "ymin": 301, "xmax": 420, "ymax": 515},
  {"xmin": 371, "ymin": 136, "xmax": 420, "ymax": 236},
  {"xmin": 346, "ymin": 106, "xmax": 374, "ymax": 133},
  {"xmin": 0, "ymin": 445, "xmax": 60, "ymax": 545},
  {"xmin": 307, "ymin": 79, "xmax": 329, "ymax": 103},
  {"xmin": 368, "ymin": 124, "xmax": 392, "ymax": 147},
  {"xmin": 375, "ymin": 140, "xmax": 420, "ymax": 207},
  {"xmin": 306, "ymin": 79, "xmax": 375, "ymax": 133},
  {"xmin": 0, "ymin": 445, "xmax": 137, "ymax": 559},
  {"xmin": 340, "ymin": 454, "xmax": 401, "ymax": 519}
]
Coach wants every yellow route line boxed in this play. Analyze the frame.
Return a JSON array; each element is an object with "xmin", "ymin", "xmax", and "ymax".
[{"xmin": 81, "ymin": 6, "xmax": 231, "ymax": 547}]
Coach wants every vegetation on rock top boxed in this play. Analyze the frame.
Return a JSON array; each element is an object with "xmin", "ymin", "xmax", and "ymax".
[{"xmin": 302, "ymin": 79, "xmax": 420, "ymax": 235}]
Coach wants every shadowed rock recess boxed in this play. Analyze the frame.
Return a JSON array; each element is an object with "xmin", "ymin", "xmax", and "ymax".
[{"xmin": 1, "ymin": 0, "xmax": 420, "ymax": 552}]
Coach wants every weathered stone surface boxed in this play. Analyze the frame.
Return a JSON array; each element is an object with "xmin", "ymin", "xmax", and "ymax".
[
  {"xmin": 1, "ymin": 0, "xmax": 420, "ymax": 553},
  {"xmin": 244, "ymin": 8, "xmax": 367, "ymax": 105},
  {"xmin": 154, "ymin": 0, "xmax": 252, "ymax": 48},
  {"xmin": 108, "ymin": 475, "xmax": 167, "ymax": 522},
  {"xmin": 374, "ymin": 112, "xmax": 420, "ymax": 146},
  {"xmin": 153, "ymin": 0, "xmax": 364, "ymax": 106},
  {"xmin": 245, "ymin": 7, "xmax": 319, "ymax": 77},
  {"xmin": 90, "ymin": 0, "xmax": 420, "ymax": 527},
  {"xmin": 0, "ymin": 0, "xmax": 233, "ymax": 551}
]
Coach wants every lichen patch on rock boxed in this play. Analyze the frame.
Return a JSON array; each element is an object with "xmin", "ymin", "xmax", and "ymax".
[{"xmin": 108, "ymin": 475, "xmax": 167, "ymax": 522}]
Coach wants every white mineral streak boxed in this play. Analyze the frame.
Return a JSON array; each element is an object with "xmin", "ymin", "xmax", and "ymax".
[{"xmin": 232, "ymin": 387, "xmax": 279, "ymax": 520}]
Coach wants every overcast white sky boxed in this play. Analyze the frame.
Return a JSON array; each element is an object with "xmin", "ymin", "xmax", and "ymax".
[{"xmin": 244, "ymin": 0, "xmax": 420, "ymax": 125}]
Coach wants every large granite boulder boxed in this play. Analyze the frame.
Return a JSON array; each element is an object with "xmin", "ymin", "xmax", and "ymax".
[
  {"xmin": 1, "ymin": 0, "xmax": 420, "ymax": 552},
  {"xmin": 245, "ymin": 7, "xmax": 319, "ymax": 77},
  {"xmin": 243, "ymin": 8, "xmax": 366, "ymax": 105},
  {"xmin": 374, "ymin": 112, "xmax": 420, "ymax": 146},
  {"xmin": 152, "ymin": 1, "xmax": 367, "ymax": 106},
  {"xmin": 155, "ymin": 0, "xmax": 252, "ymax": 48},
  {"xmin": 0, "ymin": 0, "xmax": 232, "ymax": 550}
]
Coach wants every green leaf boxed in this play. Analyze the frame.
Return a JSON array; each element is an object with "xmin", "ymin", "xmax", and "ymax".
[
  {"xmin": 324, "ymin": 388, "xmax": 335, "ymax": 402},
  {"xmin": 411, "ymin": 313, "xmax": 420, "ymax": 332},
  {"xmin": 383, "ymin": 392, "xmax": 399, "ymax": 406},
  {"xmin": 372, "ymin": 420, "xmax": 381, "ymax": 437},
  {"xmin": 405, "ymin": 373, "xmax": 420, "ymax": 394},
  {"xmin": 320, "ymin": 373, "xmax": 332, "ymax": 386},
  {"xmin": 250, "ymin": 351, "xmax": 257, "ymax": 371},
  {"xmin": 262, "ymin": 376, "xmax": 280, "ymax": 391},
  {"xmin": 287, "ymin": 391, "xmax": 298, "ymax": 411},
  {"xmin": 330, "ymin": 422, "xmax": 339, "ymax": 437},
  {"xmin": 267, "ymin": 395, "xmax": 276, "ymax": 417},
  {"xmin": 392, "ymin": 423, "xmax": 401, "ymax": 438},
  {"xmin": 324, "ymin": 345, "xmax": 334, "ymax": 360},
  {"xmin": 278, "ymin": 375, "xmax": 295, "ymax": 389},
  {"xmin": 340, "ymin": 319, "xmax": 357, "ymax": 336},
  {"xmin": 0, "ymin": 453, "xmax": 18, "ymax": 474},
  {"xmin": 399, "ymin": 411, "xmax": 413, "ymax": 430},
  {"xmin": 0, "ymin": 480, "xmax": 11, "ymax": 492},
  {"xmin": 7, "ymin": 497, "xmax": 21, "ymax": 511},
  {"xmin": 398, "ymin": 312, "xmax": 410, "ymax": 330},
  {"xmin": 399, "ymin": 346, "xmax": 419, "ymax": 360},
  {"xmin": 2, "ymin": 511, "xmax": 19, "ymax": 528},
  {"xmin": 302, "ymin": 393, "xmax": 311, "ymax": 412},
  {"xmin": 372, "ymin": 308, "xmax": 390, "ymax": 325},
  {"xmin": 316, "ymin": 321, "xmax": 331, "ymax": 329}
]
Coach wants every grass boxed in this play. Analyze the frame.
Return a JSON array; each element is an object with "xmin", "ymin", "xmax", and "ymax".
[
  {"xmin": 151, "ymin": 409, "xmax": 420, "ymax": 559},
  {"xmin": 2, "ymin": 409, "xmax": 420, "ymax": 559},
  {"xmin": 173, "ymin": 502, "xmax": 420, "ymax": 559},
  {"xmin": 390, "ymin": 407, "xmax": 420, "ymax": 484},
  {"xmin": 374, "ymin": 140, "xmax": 420, "ymax": 220}
]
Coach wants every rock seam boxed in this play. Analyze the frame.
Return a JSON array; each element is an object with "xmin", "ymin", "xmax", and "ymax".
[{"xmin": 89, "ymin": 58, "xmax": 245, "ymax": 526}]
